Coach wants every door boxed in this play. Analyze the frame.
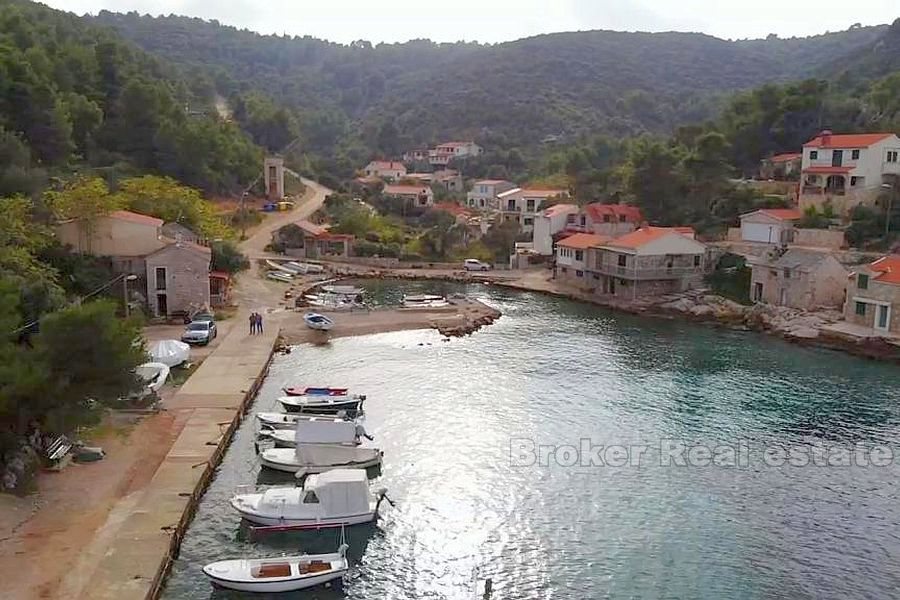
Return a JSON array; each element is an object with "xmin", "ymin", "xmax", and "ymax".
[
  {"xmin": 753, "ymin": 282, "xmax": 763, "ymax": 302},
  {"xmin": 831, "ymin": 150, "xmax": 843, "ymax": 167},
  {"xmin": 875, "ymin": 304, "xmax": 890, "ymax": 331},
  {"xmin": 779, "ymin": 288, "xmax": 787, "ymax": 306},
  {"xmin": 156, "ymin": 293, "xmax": 168, "ymax": 317},
  {"xmin": 743, "ymin": 223, "xmax": 775, "ymax": 243}
]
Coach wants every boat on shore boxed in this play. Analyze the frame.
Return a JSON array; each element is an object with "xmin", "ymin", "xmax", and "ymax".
[
  {"xmin": 283, "ymin": 386, "xmax": 348, "ymax": 397},
  {"xmin": 283, "ymin": 261, "xmax": 325, "ymax": 275},
  {"xmin": 267, "ymin": 271, "xmax": 294, "ymax": 283},
  {"xmin": 279, "ymin": 394, "xmax": 365, "ymax": 413},
  {"xmin": 259, "ymin": 444, "xmax": 383, "ymax": 474},
  {"xmin": 230, "ymin": 469, "xmax": 386, "ymax": 527},
  {"xmin": 265, "ymin": 259, "xmax": 299, "ymax": 275},
  {"xmin": 401, "ymin": 294, "xmax": 450, "ymax": 309},
  {"xmin": 202, "ymin": 545, "xmax": 348, "ymax": 592},
  {"xmin": 304, "ymin": 312, "xmax": 335, "ymax": 331},
  {"xmin": 256, "ymin": 412, "xmax": 356, "ymax": 430}
]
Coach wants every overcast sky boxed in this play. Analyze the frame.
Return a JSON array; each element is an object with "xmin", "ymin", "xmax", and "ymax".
[{"xmin": 46, "ymin": 0, "xmax": 898, "ymax": 44}]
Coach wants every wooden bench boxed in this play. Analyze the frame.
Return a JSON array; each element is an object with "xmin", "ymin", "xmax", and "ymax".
[{"xmin": 45, "ymin": 435, "xmax": 72, "ymax": 471}]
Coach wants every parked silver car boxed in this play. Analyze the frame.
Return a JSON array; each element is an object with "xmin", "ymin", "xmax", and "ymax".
[{"xmin": 181, "ymin": 319, "xmax": 217, "ymax": 345}]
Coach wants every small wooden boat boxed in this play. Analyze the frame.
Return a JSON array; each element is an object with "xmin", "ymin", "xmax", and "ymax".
[
  {"xmin": 304, "ymin": 312, "xmax": 335, "ymax": 331},
  {"xmin": 256, "ymin": 412, "xmax": 355, "ymax": 430},
  {"xmin": 202, "ymin": 545, "xmax": 348, "ymax": 592},
  {"xmin": 259, "ymin": 444, "xmax": 383, "ymax": 475},
  {"xmin": 283, "ymin": 386, "xmax": 348, "ymax": 397},
  {"xmin": 267, "ymin": 271, "xmax": 293, "ymax": 283},
  {"xmin": 279, "ymin": 394, "xmax": 365, "ymax": 413},
  {"xmin": 401, "ymin": 294, "xmax": 450, "ymax": 308}
]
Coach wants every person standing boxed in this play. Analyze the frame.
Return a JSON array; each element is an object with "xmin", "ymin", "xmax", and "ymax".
[
  {"xmin": 248, "ymin": 312, "xmax": 256, "ymax": 335},
  {"xmin": 257, "ymin": 312, "xmax": 264, "ymax": 335}
]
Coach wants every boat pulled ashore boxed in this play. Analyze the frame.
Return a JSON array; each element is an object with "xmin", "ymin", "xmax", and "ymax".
[
  {"xmin": 230, "ymin": 468, "xmax": 386, "ymax": 527},
  {"xmin": 259, "ymin": 444, "xmax": 383, "ymax": 475},
  {"xmin": 304, "ymin": 312, "xmax": 335, "ymax": 331},
  {"xmin": 202, "ymin": 544, "xmax": 348, "ymax": 592}
]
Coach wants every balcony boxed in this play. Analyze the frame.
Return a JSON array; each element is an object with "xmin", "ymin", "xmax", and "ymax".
[{"xmin": 592, "ymin": 263, "xmax": 704, "ymax": 280}]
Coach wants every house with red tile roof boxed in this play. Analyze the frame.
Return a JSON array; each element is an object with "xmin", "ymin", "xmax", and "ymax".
[
  {"xmin": 496, "ymin": 187, "xmax": 570, "ymax": 234},
  {"xmin": 565, "ymin": 203, "xmax": 644, "ymax": 238},
  {"xmin": 383, "ymin": 184, "xmax": 434, "ymax": 208},
  {"xmin": 533, "ymin": 203, "xmax": 579, "ymax": 255},
  {"xmin": 429, "ymin": 141, "xmax": 482, "ymax": 166},
  {"xmin": 799, "ymin": 130, "xmax": 900, "ymax": 216},
  {"xmin": 760, "ymin": 152, "xmax": 802, "ymax": 180},
  {"xmin": 844, "ymin": 254, "xmax": 900, "ymax": 335},
  {"xmin": 555, "ymin": 233, "xmax": 611, "ymax": 283},
  {"xmin": 272, "ymin": 219, "xmax": 354, "ymax": 261},
  {"xmin": 586, "ymin": 227, "xmax": 708, "ymax": 298},
  {"xmin": 363, "ymin": 160, "xmax": 407, "ymax": 181}
]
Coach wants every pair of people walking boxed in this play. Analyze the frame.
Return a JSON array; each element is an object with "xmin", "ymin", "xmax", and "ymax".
[{"xmin": 248, "ymin": 312, "xmax": 264, "ymax": 335}]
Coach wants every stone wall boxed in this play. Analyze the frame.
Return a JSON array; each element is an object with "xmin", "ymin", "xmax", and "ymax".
[
  {"xmin": 145, "ymin": 244, "xmax": 211, "ymax": 316},
  {"xmin": 844, "ymin": 280, "xmax": 900, "ymax": 334},
  {"xmin": 795, "ymin": 228, "xmax": 846, "ymax": 249}
]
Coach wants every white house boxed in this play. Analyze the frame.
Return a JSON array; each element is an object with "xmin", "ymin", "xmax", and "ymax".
[
  {"xmin": 383, "ymin": 184, "xmax": 434, "ymax": 208},
  {"xmin": 496, "ymin": 188, "xmax": 569, "ymax": 233},
  {"xmin": 565, "ymin": 203, "xmax": 643, "ymax": 238},
  {"xmin": 466, "ymin": 179, "xmax": 517, "ymax": 209},
  {"xmin": 738, "ymin": 208, "xmax": 803, "ymax": 245},
  {"xmin": 363, "ymin": 160, "xmax": 407, "ymax": 180},
  {"xmin": 429, "ymin": 141, "xmax": 483, "ymax": 166},
  {"xmin": 799, "ymin": 131, "xmax": 900, "ymax": 215},
  {"xmin": 555, "ymin": 233, "xmax": 610, "ymax": 284},
  {"xmin": 533, "ymin": 203, "xmax": 579, "ymax": 256}
]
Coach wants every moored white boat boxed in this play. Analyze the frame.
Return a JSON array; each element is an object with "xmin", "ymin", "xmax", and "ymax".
[
  {"xmin": 401, "ymin": 294, "xmax": 450, "ymax": 308},
  {"xmin": 304, "ymin": 312, "xmax": 335, "ymax": 331},
  {"xmin": 279, "ymin": 394, "xmax": 365, "ymax": 413},
  {"xmin": 202, "ymin": 545, "xmax": 348, "ymax": 592},
  {"xmin": 256, "ymin": 412, "xmax": 355, "ymax": 430},
  {"xmin": 230, "ymin": 469, "xmax": 385, "ymax": 527},
  {"xmin": 259, "ymin": 419, "xmax": 370, "ymax": 448},
  {"xmin": 259, "ymin": 444, "xmax": 383, "ymax": 474}
]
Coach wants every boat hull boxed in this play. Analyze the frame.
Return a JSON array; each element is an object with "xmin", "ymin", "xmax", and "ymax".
[
  {"xmin": 259, "ymin": 449, "xmax": 383, "ymax": 474},
  {"xmin": 279, "ymin": 397, "xmax": 363, "ymax": 413},
  {"xmin": 233, "ymin": 505, "xmax": 377, "ymax": 527},
  {"xmin": 204, "ymin": 562, "xmax": 346, "ymax": 592}
]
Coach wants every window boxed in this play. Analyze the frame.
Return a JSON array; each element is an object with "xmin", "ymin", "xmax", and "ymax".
[
  {"xmin": 855, "ymin": 301, "xmax": 867, "ymax": 316},
  {"xmin": 617, "ymin": 254, "xmax": 627, "ymax": 267},
  {"xmin": 575, "ymin": 250, "xmax": 583, "ymax": 261},
  {"xmin": 603, "ymin": 215, "xmax": 611, "ymax": 223},
  {"xmin": 579, "ymin": 215, "xmax": 586, "ymax": 227},
  {"xmin": 850, "ymin": 176, "xmax": 859, "ymax": 187},
  {"xmin": 155, "ymin": 267, "xmax": 167, "ymax": 291},
  {"xmin": 852, "ymin": 149, "xmax": 860, "ymax": 160},
  {"xmin": 592, "ymin": 273, "xmax": 600, "ymax": 280},
  {"xmin": 809, "ymin": 150, "xmax": 818, "ymax": 160},
  {"xmin": 693, "ymin": 255, "xmax": 701, "ymax": 267},
  {"xmin": 576, "ymin": 270, "xmax": 584, "ymax": 277},
  {"xmin": 783, "ymin": 268, "xmax": 791, "ymax": 279},
  {"xmin": 857, "ymin": 273, "xmax": 869, "ymax": 289},
  {"xmin": 561, "ymin": 267, "xmax": 568, "ymax": 274},
  {"xmin": 888, "ymin": 150, "xmax": 899, "ymax": 163},
  {"xmin": 526, "ymin": 199, "xmax": 536, "ymax": 212},
  {"xmin": 479, "ymin": 199, "xmax": 485, "ymax": 208},
  {"xmin": 523, "ymin": 217, "xmax": 534, "ymax": 227}
]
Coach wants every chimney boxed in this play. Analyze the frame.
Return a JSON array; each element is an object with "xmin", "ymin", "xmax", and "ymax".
[{"xmin": 820, "ymin": 129, "xmax": 833, "ymax": 146}]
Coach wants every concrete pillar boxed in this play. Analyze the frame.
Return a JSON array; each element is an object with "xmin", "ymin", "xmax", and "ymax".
[{"xmin": 264, "ymin": 156, "xmax": 285, "ymax": 200}]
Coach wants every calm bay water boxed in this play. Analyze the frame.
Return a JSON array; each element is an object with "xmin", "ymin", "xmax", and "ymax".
[{"xmin": 163, "ymin": 284, "xmax": 900, "ymax": 600}]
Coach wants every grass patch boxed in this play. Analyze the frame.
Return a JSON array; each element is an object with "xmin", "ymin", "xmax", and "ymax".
[{"xmin": 169, "ymin": 362, "xmax": 200, "ymax": 387}]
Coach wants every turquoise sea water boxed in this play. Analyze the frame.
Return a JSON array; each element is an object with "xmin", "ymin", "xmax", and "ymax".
[{"xmin": 163, "ymin": 284, "xmax": 900, "ymax": 599}]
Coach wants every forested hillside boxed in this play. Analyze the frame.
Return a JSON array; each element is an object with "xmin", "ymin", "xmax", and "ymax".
[
  {"xmin": 91, "ymin": 10, "xmax": 888, "ymax": 150},
  {"xmin": 0, "ymin": 0, "xmax": 261, "ymax": 196}
]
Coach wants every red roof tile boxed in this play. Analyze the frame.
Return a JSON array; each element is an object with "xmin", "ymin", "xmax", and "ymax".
[
  {"xmin": 584, "ymin": 203, "xmax": 643, "ymax": 223},
  {"xmin": 368, "ymin": 160, "xmax": 406, "ymax": 171},
  {"xmin": 557, "ymin": 233, "xmax": 611, "ymax": 249},
  {"xmin": 384, "ymin": 184, "xmax": 429, "ymax": 195},
  {"xmin": 604, "ymin": 226, "xmax": 696, "ymax": 250},
  {"xmin": 542, "ymin": 203, "xmax": 578, "ymax": 218},
  {"xmin": 769, "ymin": 152, "xmax": 802, "ymax": 162},
  {"xmin": 802, "ymin": 166, "xmax": 853, "ymax": 174},
  {"xmin": 432, "ymin": 202, "xmax": 472, "ymax": 217},
  {"xmin": 804, "ymin": 133, "xmax": 892, "ymax": 149},
  {"xmin": 293, "ymin": 219, "xmax": 327, "ymax": 236},
  {"xmin": 109, "ymin": 210, "xmax": 163, "ymax": 227},
  {"xmin": 869, "ymin": 254, "xmax": 900, "ymax": 285},
  {"xmin": 757, "ymin": 208, "xmax": 803, "ymax": 221}
]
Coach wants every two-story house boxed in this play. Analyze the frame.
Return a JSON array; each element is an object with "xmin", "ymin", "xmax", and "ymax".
[
  {"xmin": 363, "ymin": 160, "xmax": 407, "ymax": 181},
  {"xmin": 565, "ymin": 203, "xmax": 643, "ymax": 237},
  {"xmin": 749, "ymin": 249, "xmax": 847, "ymax": 309},
  {"xmin": 555, "ymin": 233, "xmax": 610, "ymax": 283},
  {"xmin": 383, "ymin": 184, "xmax": 434, "ymax": 209},
  {"xmin": 587, "ymin": 227, "xmax": 707, "ymax": 297},
  {"xmin": 799, "ymin": 131, "xmax": 900, "ymax": 216},
  {"xmin": 534, "ymin": 204, "xmax": 579, "ymax": 256},
  {"xmin": 466, "ymin": 179, "xmax": 517, "ymax": 209},
  {"xmin": 429, "ymin": 141, "xmax": 483, "ymax": 167},
  {"xmin": 760, "ymin": 153, "xmax": 802, "ymax": 180},
  {"xmin": 496, "ymin": 188, "xmax": 569, "ymax": 234},
  {"xmin": 844, "ymin": 254, "xmax": 900, "ymax": 335}
]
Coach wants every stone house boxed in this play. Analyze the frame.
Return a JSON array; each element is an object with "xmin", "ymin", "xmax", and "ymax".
[
  {"xmin": 161, "ymin": 222, "xmax": 201, "ymax": 244},
  {"xmin": 759, "ymin": 153, "xmax": 802, "ymax": 180},
  {"xmin": 565, "ymin": 203, "xmax": 643, "ymax": 238},
  {"xmin": 844, "ymin": 254, "xmax": 900, "ymax": 335},
  {"xmin": 383, "ymin": 184, "xmax": 434, "ymax": 208},
  {"xmin": 273, "ymin": 219, "xmax": 354, "ymax": 259},
  {"xmin": 586, "ymin": 227, "xmax": 707, "ymax": 298},
  {"xmin": 364, "ymin": 160, "xmax": 407, "ymax": 181},
  {"xmin": 737, "ymin": 208, "xmax": 803, "ymax": 245},
  {"xmin": 145, "ymin": 241, "xmax": 212, "ymax": 317},
  {"xmin": 749, "ymin": 249, "xmax": 847, "ymax": 309}
]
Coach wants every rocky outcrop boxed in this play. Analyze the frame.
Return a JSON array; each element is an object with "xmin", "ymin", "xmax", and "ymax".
[{"xmin": 435, "ymin": 305, "xmax": 501, "ymax": 337}]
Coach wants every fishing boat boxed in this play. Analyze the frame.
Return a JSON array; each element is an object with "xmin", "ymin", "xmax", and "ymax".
[
  {"xmin": 265, "ymin": 259, "xmax": 300, "ymax": 275},
  {"xmin": 279, "ymin": 394, "xmax": 365, "ymax": 413},
  {"xmin": 320, "ymin": 284, "xmax": 364, "ymax": 296},
  {"xmin": 267, "ymin": 271, "xmax": 294, "ymax": 283},
  {"xmin": 258, "ymin": 419, "xmax": 371, "ymax": 448},
  {"xmin": 202, "ymin": 544, "xmax": 348, "ymax": 592},
  {"xmin": 304, "ymin": 312, "xmax": 335, "ymax": 331},
  {"xmin": 283, "ymin": 386, "xmax": 348, "ymax": 397},
  {"xmin": 304, "ymin": 293, "xmax": 365, "ymax": 310},
  {"xmin": 401, "ymin": 294, "xmax": 450, "ymax": 309},
  {"xmin": 256, "ymin": 412, "xmax": 355, "ymax": 430},
  {"xmin": 259, "ymin": 444, "xmax": 383, "ymax": 474},
  {"xmin": 230, "ymin": 469, "xmax": 386, "ymax": 527}
]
